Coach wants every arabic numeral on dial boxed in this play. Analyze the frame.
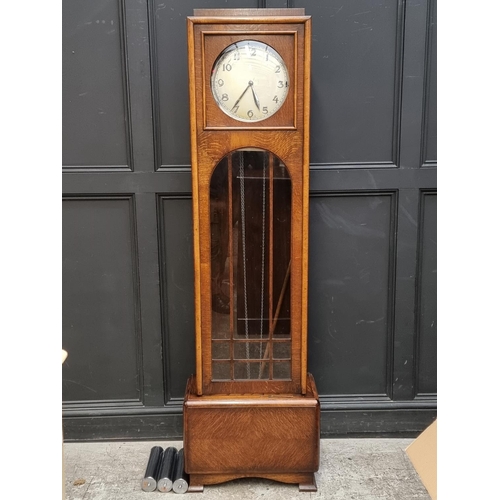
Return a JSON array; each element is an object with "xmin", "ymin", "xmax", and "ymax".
[
  {"xmin": 277, "ymin": 81, "xmax": 284, "ymax": 88},
  {"xmin": 221, "ymin": 94, "xmax": 229, "ymax": 101},
  {"xmin": 218, "ymin": 79, "xmax": 224, "ymax": 87},
  {"xmin": 250, "ymin": 47, "xmax": 256, "ymax": 56},
  {"xmin": 247, "ymin": 110, "xmax": 254, "ymax": 118},
  {"xmin": 262, "ymin": 107, "xmax": 268, "ymax": 114},
  {"xmin": 233, "ymin": 52, "xmax": 240, "ymax": 60},
  {"xmin": 275, "ymin": 65, "xmax": 281, "ymax": 73},
  {"xmin": 223, "ymin": 63, "xmax": 232, "ymax": 71},
  {"xmin": 273, "ymin": 95, "xmax": 279, "ymax": 103}
]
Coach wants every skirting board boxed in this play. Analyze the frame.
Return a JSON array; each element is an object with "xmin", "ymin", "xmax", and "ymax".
[{"xmin": 62, "ymin": 408, "xmax": 437, "ymax": 441}]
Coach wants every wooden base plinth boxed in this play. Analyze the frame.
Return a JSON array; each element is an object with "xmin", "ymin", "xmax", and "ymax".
[{"xmin": 183, "ymin": 374, "xmax": 320, "ymax": 492}]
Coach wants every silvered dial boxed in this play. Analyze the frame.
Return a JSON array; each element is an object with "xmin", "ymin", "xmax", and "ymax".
[{"xmin": 211, "ymin": 40, "xmax": 289, "ymax": 122}]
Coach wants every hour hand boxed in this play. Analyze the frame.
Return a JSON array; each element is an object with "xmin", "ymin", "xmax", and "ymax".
[{"xmin": 250, "ymin": 83, "xmax": 260, "ymax": 110}]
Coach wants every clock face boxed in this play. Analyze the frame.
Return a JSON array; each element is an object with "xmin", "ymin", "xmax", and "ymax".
[{"xmin": 210, "ymin": 40, "xmax": 290, "ymax": 122}]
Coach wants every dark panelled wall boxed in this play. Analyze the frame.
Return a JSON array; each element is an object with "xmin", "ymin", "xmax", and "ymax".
[{"xmin": 62, "ymin": 0, "xmax": 437, "ymax": 440}]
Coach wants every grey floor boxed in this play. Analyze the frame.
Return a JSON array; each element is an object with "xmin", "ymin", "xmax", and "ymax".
[{"xmin": 64, "ymin": 439, "xmax": 430, "ymax": 499}]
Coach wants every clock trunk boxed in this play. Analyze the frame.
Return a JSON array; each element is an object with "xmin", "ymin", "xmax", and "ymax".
[{"xmin": 185, "ymin": 9, "xmax": 318, "ymax": 492}]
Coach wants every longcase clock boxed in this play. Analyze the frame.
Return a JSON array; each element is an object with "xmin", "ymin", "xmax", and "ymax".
[{"xmin": 184, "ymin": 9, "xmax": 319, "ymax": 492}]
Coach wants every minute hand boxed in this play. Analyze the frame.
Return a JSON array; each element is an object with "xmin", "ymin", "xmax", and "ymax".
[{"xmin": 231, "ymin": 83, "xmax": 251, "ymax": 111}]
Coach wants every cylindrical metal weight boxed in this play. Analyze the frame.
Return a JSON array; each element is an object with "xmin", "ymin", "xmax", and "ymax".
[
  {"xmin": 141, "ymin": 445, "xmax": 163, "ymax": 492},
  {"xmin": 172, "ymin": 448, "xmax": 189, "ymax": 494},
  {"xmin": 157, "ymin": 447, "xmax": 178, "ymax": 493}
]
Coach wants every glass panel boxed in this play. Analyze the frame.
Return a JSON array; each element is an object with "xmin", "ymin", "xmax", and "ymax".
[
  {"xmin": 212, "ymin": 362, "xmax": 231, "ymax": 381},
  {"xmin": 273, "ymin": 361, "xmax": 291, "ymax": 380},
  {"xmin": 212, "ymin": 342, "xmax": 230, "ymax": 360},
  {"xmin": 210, "ymin": 157, "xmax": 232, "ymax": 342},
  {"xmin": 210, "ymin": 148, "xmax": 291, "ymax": 381},
  {"xmin": 270, "ymin": 319, "xmax": 291, "ymax": 340},
  {"xmin": 234, "ymin": 341, "xmax": 268, "ymax": 360},
  {"xmin": 273, "ymin": 341, "xmax": 291, "ymax": 359},
  {"xmin": 234, "ymin": 361, "xmax": 269, "ymax": 380}
]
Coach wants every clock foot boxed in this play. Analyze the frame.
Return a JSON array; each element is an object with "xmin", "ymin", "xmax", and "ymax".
[
  {"xmin": 187, "ymin": 483, "xmax": 204, "ymax": 493},
  {"xmin": 187, "ymin": 472, "xmax": 317, "ymax": 492},
  {"xmin": 299, "ymin": 473, "xmax": 317, "ymax": 492}
]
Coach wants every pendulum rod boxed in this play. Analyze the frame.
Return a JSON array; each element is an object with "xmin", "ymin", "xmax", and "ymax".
[
  {"xmin": 267, "ymin": 152, "xmax": 274, "ymax": 380},
  {"xmin": 259, "ymin": 153, "xmax": 267, "ymax": 371},
  {"xmin": 259, "ymin": 259, "xmax": 291, "ymax": 378},
  {"xmin": 238, "ymin": 152, "xmax": 251, "ymax": 378}
]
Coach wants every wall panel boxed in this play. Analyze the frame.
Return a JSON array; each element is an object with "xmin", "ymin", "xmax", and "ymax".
[
  {"xmin": 421, "ymin": 0, "xmax": 437, "ymax": 166},
  {"xmin": 296, "ymin": 0, "xmax": 404, "ymax": 166},
  {"xmin": 158, "ymin": 196, "xmax": 196, "ymax": 399},
  {"xmin": 416, "ymin": 192, "xmax": 437, "ymax": 395},
  {"xmin": 308, "ymin": 193, "xmax": 396, "ymax": 396},
  {"xmin": 62, "ymin": 0, "xmax": 130, "ymax": 168},
  {"xmin": 62, "ymin": 196, "xmax": 142, "ymax": 403}
]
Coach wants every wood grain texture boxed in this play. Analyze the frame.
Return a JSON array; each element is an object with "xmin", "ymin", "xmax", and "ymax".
[
  {"xmin": 187, "ymin": 17, "xmax": 203, "ymax": 396},
  {"xmin": 187, "ymin": 407, "xmax": 317, "ymax": 472},
  {"xmin": 184, "ymin": 374, "xmax": 319, "ymax": 487},
  {"xmin": 301, "ymin": 17, "xmax": 312, "ymax": 395}
]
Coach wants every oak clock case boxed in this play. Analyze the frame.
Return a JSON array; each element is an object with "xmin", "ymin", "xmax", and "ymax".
[{"xmin": 185, "ymin": 9, "xmax": 318, "ymax": 493}]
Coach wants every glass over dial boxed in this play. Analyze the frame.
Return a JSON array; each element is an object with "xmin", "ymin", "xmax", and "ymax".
[{"xmin": 210, "ymin": 40, "xmax": 290, "ymax": 122}]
